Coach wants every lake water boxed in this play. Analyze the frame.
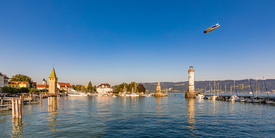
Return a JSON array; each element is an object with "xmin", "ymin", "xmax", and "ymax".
[{"xmin": 1, "ymin": 94, "xmax": 275, "ymax": 137}]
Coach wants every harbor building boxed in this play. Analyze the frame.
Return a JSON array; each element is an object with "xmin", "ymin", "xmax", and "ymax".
[
  {"xmin": 97, "ymin": 83, "xmax": 113, "ymax": 95},
  {"xmin": 0, "ymin": 73, "xmax": 9, "ymax": 92},
  {"xmin": 8, "ymin": 81, "xmax": 30, "ymax": 88},
  {"xmin": 57, "ymin": 82, "xmax": 73, "ymax": 92},
  {"xmin": 37, "ymin": 84, "xmax": 48, "ymax": 91},
  {"xmin": 48, "ymin": 67, "xmax": 58, "ymax": 95},
  {"xmin": 32, "ymin": 82, "xmax": 37, "ymax": 89},
  {"xmin": 37, "ymin": 78, "xmax": 48, "ymax": 90}
]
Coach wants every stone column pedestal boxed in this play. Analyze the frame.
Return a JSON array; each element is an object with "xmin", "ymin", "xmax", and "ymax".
[{"xmin": 185, "ymin": 92, "xmax": 199, "ymax": 98}]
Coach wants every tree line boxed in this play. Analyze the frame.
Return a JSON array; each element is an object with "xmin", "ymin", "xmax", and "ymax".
[
  {"xmin": 113, "ymin": 82, "xmax": 146, "ymax": 93},
  {"xmin": 72, "ymin": 81, "xmax": 97, "ymax": 92}
]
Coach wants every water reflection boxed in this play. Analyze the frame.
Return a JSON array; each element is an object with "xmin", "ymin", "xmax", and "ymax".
[
  {"xmin": 155, "ymin": 97, "xmax": 162, "ymax": 114},
  {"xmin": 187, "ymin": 98, "xmax": 196, "ymax": 135},
  {"xmin": 11, "ymin": 118, "xmax": 23, "ymax": 138},
  {"xmin": 48, "ymin": 97, "xmax": 58, "ymax": 132}
]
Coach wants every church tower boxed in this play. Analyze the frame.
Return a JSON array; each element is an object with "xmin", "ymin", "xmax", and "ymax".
[
  {"xmin": 188, "ymin": 66, "xmax": 195, "ymax": 92},
  {"xmin": 48, "ymin": 67, "xmax": 58, "ymax": 95}
]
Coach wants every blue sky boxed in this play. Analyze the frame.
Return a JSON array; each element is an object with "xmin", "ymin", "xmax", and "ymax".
[{"xmin": 1, "ymin": 0, "xmax": 275, "ymax": 86}]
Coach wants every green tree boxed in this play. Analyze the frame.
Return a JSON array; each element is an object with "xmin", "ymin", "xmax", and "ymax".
[
  {"xmin": 129, "ymin": 82, "xmax": 137, "ymax": 92},
  {"xmin": 93, "ymin": 85, "xmax": 97, "ymax": 92},
  {"xmin": 113, "ymin": 82, "xmax": 129, "ymax": 93},
  {"xmin": 113, "ymin": 85, "xmax": 120, "ymax": 93},
  {"xmin": 2, "ymin": 87, "xmax": 13, "ymax": 93},
  {"xmin": 72, "ymin": 85, "xmax": 76, "ymax": 90},
  {"xmin": 30, "ymin": 88, "xmax": 40, "ymax": 93},
  {"xmin": 10, "ymin": 74, "xmax": 33, "ymax": 88},
  {"xmin": 74, "ymin": 85, "xmax": 85, "ymax": 91},
  {"xmin": 137, "ymin": 84, "xmax": 146, "ymax": 93},
  {"xmin": 1, "ymin": 87, "xmax": 25, "ymax": 93},
  {"xmin": 13, "ymin": 88, "xmax": 21, "ymax": 93},
  {"xmin": 20, "ymin": 88, "xmax": 30, "ymax": 93},
  {"xmin": 87, "ymin": 81, "xmax": 93, "ymax": 92}
]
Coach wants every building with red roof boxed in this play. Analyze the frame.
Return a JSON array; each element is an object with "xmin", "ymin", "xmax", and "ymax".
[
  {"xmin": 97, "ymin": 83, "xmax": 113, "ymax": 95},
  {"xmin": 8, "ymin": 81, "xmax": 30, "ymax": 88},
  {"xmin": 37, "ymin": 84, "xmax": 48, "ymax": 90},
  {"xmin": 57, "ymin": 82, "xmax": 73, "ymax": 91}
]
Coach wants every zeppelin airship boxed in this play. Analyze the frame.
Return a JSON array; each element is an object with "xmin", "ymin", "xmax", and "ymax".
[{"xmin": 204, "ymin": 23, "xmax": 220, "ymax": 33}]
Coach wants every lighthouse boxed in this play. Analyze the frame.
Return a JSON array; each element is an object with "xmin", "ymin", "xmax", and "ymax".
[
  {"xmin": 188, "ymin": 66, "xmax": 195, "ymax": 92},
  {"xmin": 185, "ymin": 66, "xmax": 196, "ymax": 98}
]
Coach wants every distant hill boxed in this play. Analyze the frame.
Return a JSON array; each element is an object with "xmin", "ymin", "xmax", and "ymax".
[{"xmin": 140, "ymin": 79, "xmax": 275, "ymax": 93}]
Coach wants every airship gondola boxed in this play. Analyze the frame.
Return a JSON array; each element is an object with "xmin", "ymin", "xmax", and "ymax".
[{"xmin": 204, "ymin": 23, "xmax": 220, "ymax": 33}]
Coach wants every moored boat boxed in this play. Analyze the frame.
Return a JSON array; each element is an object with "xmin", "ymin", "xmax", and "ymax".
[
  {"xmin": 229, "ymin": 95, "xmax": 239, "ymax": 101},
  {"xmin": 196, "ymin": 94, "xmax": 204, "ymax": 99},
  {"xmin": 68, "ymin": 90, "xmax": 88, "ymax": 96}
]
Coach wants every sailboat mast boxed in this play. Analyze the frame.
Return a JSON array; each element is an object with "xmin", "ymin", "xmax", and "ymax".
[
  {"xmin": 217, "ymin": 82, "xmax": 219, "ymax": 96},
  {"xmin": 234, "ymin": 80, "xmax": 238, "ymax": 96},
  {"xmin": 225, "ymin": 84, "xmax": 227, "ymax": 95},
  {"xmin": 214, "ymin": 80, "xmax": 216, "ymax": 95},
  {"xmin": 263, "ymin": 77, "xmax": 269, "ymax": 98},
  {"xmin": 209, "ymin": 81, "xmax": 211, "ymax": 95},
  {"xmin": 249, "ymin": 79, "xmax": 254, "ymax": 97},
  {"xmin": 256, "ymin": 78, "xmax": 258, "ymax": 97}
]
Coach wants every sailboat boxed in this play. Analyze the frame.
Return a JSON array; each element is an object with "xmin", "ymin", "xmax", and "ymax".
[
  {"xmin": 263, "ymin": 77, "xmax": 275, "ymax": 104},
  {"xmin": 130, "ymin": 87, "xmax": 139, "ymax": 97},
  {"xmin": 237, "ymin": 84, "xmax": 246, "ymax": 102},
  {"xmin": 252, "ymin": 79, "xmax": 262, "ymax": 103},
  {"xmin": 246, "ymin": 79, "xmax": 254, "ymax": 103},
  {"xmin": 120, "ymin": 85, "xmax": 127, "ymax": 96},
  {"xmin": 210, "ymin": 80, "xmax": 218, "ymax": 100},
  {"xmin": 229, "ymin": 80, "xmax": 239, "ymax": 101}
]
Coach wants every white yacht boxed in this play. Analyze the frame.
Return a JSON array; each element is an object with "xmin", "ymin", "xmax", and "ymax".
[
  {"xmin": 246, "ymin": 98, "xmax": 253, "ymax": 103},
  {"xmin": 129, "ymin": 87, "xmax": 139, "ymax": 97},
  {"xmin": 229, "ymin": 95, "xmax": 239, "ymax": 101},
  {"xmin": 211, "ymin": 95, "xmax": 218, "ymax": 100},
  {"xmin": 237, "ymin": 97, "xmax": 246, "ymax": 102},
  {"xmin": 265, "ymin": 100, "xmax": 275, "ymax": 104},
  {"xmin": 196, "ymin": 94, "xmax": 204, "ymax": 99},
  {"xmin": 130, "ymin": 93, "xmax": 139, "ymax": 97},
  {"xmin": 68, "ymin": 90, "xmax": 88, "ymax": 96},
  {"xmin": 252, "ymin": 98, "xmax": 263, "ymax": 103}
]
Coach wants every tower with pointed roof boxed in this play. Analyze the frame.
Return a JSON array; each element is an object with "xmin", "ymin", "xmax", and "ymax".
[{"xmin": 48, "ymin": 67, "xmax": 58, "ymax": 95}]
